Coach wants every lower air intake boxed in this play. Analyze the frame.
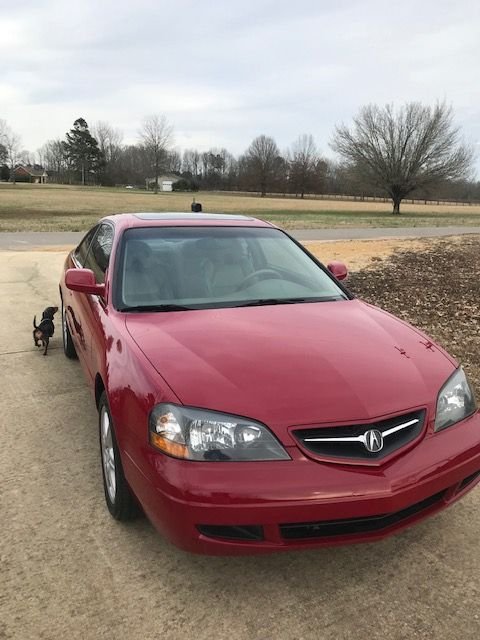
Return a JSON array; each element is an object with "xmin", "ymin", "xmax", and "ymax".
[
  {"xmin": 280, "ymin": 490, "xmax": 446, "ymax": 540},
  {"xmin": 458, "ymin": 470, "xmax": 480, "ymax": 492},
  {"xmin": 197, "ymin": 524, "xmax": 264, "ymax": 541}
]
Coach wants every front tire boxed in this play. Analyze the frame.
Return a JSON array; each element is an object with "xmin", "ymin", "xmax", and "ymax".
[
  {"xmin": 98, "ymin": 392, "xmax": 138, "ymax": 521},
  {"xmin": 61, "ymin": 299, "xmax": 77, "ymax": 359}
]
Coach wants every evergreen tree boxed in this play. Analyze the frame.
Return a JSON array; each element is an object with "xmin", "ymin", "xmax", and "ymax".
[{"xmin": 63, "ymin": 118, "xmax": 104, "ymax": 185}]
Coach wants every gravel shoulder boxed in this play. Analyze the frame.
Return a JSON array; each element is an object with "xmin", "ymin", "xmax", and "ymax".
[{"xmin": 1, "ymin": 242, "xmax": 479, "ymax": 640}]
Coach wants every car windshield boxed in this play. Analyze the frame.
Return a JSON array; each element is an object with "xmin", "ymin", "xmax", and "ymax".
[{"xmin": 114, "ymin": 226, "xmax": 349, "ymax": 311}]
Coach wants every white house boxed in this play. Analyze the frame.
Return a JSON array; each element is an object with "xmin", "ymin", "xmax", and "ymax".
[{"xmin": 145, "ymin": 174, "xmax": 180, "ymax": 191}]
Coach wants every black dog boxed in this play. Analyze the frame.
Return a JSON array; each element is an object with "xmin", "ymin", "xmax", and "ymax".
[{"xmin": 33, "ymin": 306, "xmax": 58, "ymax": 355}]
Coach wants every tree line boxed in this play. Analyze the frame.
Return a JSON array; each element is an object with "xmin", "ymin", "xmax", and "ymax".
[{"xmin": 1, "ymin": 102, "xmax": 478, "ymax": 214}]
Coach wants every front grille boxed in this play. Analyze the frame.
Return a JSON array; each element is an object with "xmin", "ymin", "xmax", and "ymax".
[
  {"xmin": 280, "ymin": 490, "xmax": 446, "ymax": 540},
  {"xmin": 197, "ymin": 524, "xmax": 264, "ymax": 541},
  {"xmin": 294, "ymin": 409, "xmax": 425, "ymax": 462}
]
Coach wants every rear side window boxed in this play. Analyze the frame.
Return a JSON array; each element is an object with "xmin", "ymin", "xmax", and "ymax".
[
  {"xmin": 84, "ymin": 224, "xmax": 114, "ymax": 284},
  {"xmin": 74, "ymin": 226, "xmax": 98, "ymax": 266}
]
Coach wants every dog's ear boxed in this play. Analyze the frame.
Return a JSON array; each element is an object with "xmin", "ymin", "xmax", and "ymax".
[{"xmin": 43, "ymin": 306, "xmax": 58, "ymax": 318}]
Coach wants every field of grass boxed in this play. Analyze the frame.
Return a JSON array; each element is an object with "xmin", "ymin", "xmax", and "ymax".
[{"xmin": 2, "ymin": 183, "xmax": 480, "ymax": 232}]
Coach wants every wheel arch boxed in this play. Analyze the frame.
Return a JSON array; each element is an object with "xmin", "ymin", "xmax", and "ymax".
[{"xmin": 95, "ymin": 373, "xmax": 106, "ymax": 409}]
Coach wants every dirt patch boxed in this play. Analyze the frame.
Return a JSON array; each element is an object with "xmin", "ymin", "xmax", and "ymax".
[{"xmin": 305, "ymin": 237, "xmax": 434, "ymax": 271}]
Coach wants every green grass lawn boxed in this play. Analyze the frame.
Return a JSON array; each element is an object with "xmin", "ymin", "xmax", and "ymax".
[{"xmin": 1, "ymin": 183, "xmax": 480, "ymax": 232}]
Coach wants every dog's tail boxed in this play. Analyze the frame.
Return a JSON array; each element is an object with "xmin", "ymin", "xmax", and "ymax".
[{"xmin": 33, "ymin": 315, "xmax": 38, "ymax": 329}]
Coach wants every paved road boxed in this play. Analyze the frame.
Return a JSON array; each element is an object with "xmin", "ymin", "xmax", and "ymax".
[
  {"xmin": 1, "ymin": 226, "xmax": 480, "ymax": 249},
  {"xmin": 1, "ymin": 249, "xmax": 480, "ymax": 640},
  {"xmin": 293, "ymin": 226, "xmax": 480, "ymax": 241}
]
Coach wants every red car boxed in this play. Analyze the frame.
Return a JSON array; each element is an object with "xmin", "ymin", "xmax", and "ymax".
[{"xmin": 60, "ymin": 213, "xmax": 480, "ymax": 554}]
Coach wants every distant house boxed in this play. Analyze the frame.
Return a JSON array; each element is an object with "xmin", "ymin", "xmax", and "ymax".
[
  {"xmin": 14, "ymin": 165, "xmax": 48, "ymax": 184},
  {"xmin": 145, "ymin": 174, "xmax": 180, "ymax": 192}
]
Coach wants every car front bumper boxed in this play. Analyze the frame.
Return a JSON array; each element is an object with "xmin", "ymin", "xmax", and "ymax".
[{"xmin": 125, "ymin": 411, "xmax": 480, "ymax": 555}]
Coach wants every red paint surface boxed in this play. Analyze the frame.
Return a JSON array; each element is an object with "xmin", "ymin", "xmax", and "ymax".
[{"xmin": 60, "ymin": 214, "xmax": 480, "ymax": 554}]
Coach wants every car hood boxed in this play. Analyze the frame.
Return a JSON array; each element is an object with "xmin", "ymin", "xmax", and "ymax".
[{"xmin": 125, "ymin": 300, "xmax": 455, "ymax": 439}]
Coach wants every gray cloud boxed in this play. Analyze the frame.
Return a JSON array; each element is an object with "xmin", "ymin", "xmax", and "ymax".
[{"xmin": 0, "ymin": 0, "xmax": 479, "ymax": 172}]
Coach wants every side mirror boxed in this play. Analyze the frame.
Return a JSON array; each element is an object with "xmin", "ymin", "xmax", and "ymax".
[
  {"xmin": 65, "ymin": 268, "xmax": 106, "ymax": 297},
  {"xmin": 327, "ymin": 261, "xmax": 348, "ymax": 281}
]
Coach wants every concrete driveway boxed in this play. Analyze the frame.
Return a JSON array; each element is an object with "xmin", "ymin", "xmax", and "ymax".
[{"xmin": 1, "ymin": 249, "xmax": 479, "ymax": 640}]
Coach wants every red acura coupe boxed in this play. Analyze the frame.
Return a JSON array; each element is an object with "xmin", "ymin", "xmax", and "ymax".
[{"xmin": 60, "ymin": 213, "xmax": 480, "ymax": 554}]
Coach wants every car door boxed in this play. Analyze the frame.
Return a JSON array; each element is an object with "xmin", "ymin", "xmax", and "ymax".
[
  {"xmin": 80, "ymin": 223, "xmax": 115, "ymax": 380},
  {"xmin": 66, "ymin": 225, "xmax": 99, "ymax": 371}
]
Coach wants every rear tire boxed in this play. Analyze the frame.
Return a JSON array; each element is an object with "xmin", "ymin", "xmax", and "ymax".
[
  {"xmin": 98, "ymin": 392, "xmax": 138, "ymax": 521},
  {"xmin": 61, "ymin": 299, "xmax": 77, "ymax": 359}
]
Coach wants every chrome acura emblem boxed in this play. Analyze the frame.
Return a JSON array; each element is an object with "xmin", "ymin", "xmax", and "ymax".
[
  {"xmin": 304, "ymin": 417, "xmax": 420, "ymax": 455},
  {"xmin": 364, "ymin": 429, "xmax": 384, "ymax": 453}
]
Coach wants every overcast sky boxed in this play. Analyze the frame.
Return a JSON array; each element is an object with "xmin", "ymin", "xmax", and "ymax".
[{"xmin": 1, "ymin": 0, "xmax": 479, "ymax": 171}]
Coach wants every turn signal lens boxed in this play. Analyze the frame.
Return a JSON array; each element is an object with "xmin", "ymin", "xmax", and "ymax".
[{"xmin": 149, "ymin": 432, "xmax": 188, "ymax": 458}]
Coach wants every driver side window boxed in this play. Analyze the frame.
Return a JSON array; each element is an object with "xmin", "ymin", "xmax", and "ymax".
[
  {"xmin": 84, "ymin": 224, "xmax": 114, "ymax": 284},
  {"xmin": 74, "ymin": 226, "xmax": 98, "ymax": 267}
]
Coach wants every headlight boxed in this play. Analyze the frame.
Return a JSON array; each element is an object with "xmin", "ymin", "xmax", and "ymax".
[
  {"xmin": 435, "ymin": 367, "xmax": 477, "ymax": 432},
  {"xmin": 149, "ymin": 404, "xmax": 290, "ymax": 461}
]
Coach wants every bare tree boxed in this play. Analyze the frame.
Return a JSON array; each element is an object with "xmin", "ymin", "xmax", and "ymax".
[
  {"xmin": 0, "ymin": 119, "xmax": 6, "ymax": 146},
  {"xmin": 38, "ymin": 139, "xmax": 69, "ymax": 182},
  {"xmin": 1, "ymin": 123, "xmax": 22, "ymax": 184},
  {"xmin": 289, "ymin": 134, "xmax": 318, "ymax": 198},
  {"xmin": 201, "ymin": 151, "xmax": 211, "ymax": 179},
  {"xmin": 18, "ymin": 150, "xmax": 33, "ymax": 166},
  {"xmin": 139, "ymin": 114, "xmax": 174, "ymax": 193},
  {"xmin": 331, "ymin": 102, "xmax": 474, "ymax": 214},
  {"xmin": 92, "ymin": 121, "xmax": 124, "ymax": 185},
  {"xmin": 166, "ymin": 148, "xmax": 182, "ymax": 173},
  {"xmin": 244, "ymin": 135, "xmax": 282, "ymax": 196},
  {"xmin": 0, "ymin": 142, "xmax": 6, "ymax": 167},
  {"xmin": 182, "ymin": 149, "xmax": 201, "ymax": 179},
  {"xmin": 0, "ymin": 120, "xmax": 7, "ymax": 168},
  {"xmin": 0, "ymin": 121, "xmax": 7, "ymax": 183},
  {"xmin": 35, "ymin": 146, "xmax": 46, "ymax": 169},
  {"xmin": 92, "ymin": 121, "xmax": 123, "ymax": 162},
  {"xmin": 112, "ymin": 144, "xmax": 150, "ymax": 186}
]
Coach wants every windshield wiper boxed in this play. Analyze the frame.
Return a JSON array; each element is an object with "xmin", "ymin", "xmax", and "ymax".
[
  {"xmin": 121, "ymin": 304, "xmax": 194, "ymax": 312},
  {"xmin": 234, "ymin": 297, "xmax": 342, "ymax": 308}
]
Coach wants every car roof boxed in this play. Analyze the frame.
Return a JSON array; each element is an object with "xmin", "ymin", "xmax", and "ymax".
[{"xmin": 101, "ymin": 212, "xmax": 276, "ymax": 230}]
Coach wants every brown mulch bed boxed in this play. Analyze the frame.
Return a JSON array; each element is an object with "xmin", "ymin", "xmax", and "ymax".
[{"xmin": 347, "ymin": 236, "xmax": 480, "ymax": 391}]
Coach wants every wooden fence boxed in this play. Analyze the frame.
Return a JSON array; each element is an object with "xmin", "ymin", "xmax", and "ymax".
[{"xmin": 219, "ymin": 190, "xmax": 480, "ymax": 207}]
